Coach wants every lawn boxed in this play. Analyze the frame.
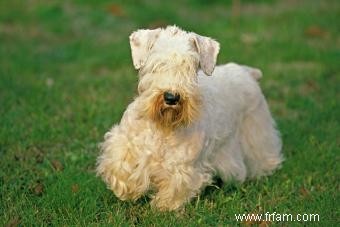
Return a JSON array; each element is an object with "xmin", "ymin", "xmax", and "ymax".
[{"xmin": 0, "ymin": 0, "xmax": 339, "ymax": 225}]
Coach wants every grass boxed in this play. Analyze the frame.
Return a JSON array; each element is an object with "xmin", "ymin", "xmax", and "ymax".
[{"xmin": 0, "ymin": 0, "xmax": 339, "ymax": 225}]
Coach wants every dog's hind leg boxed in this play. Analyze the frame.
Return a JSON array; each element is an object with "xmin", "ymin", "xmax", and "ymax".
[
  {"xmin": 240, "ymin": 96, "xmax": 283, "ymax": 178},
  {"xmin": 210, "ymin": 137, "xmax": 247, "ymax": 183}
]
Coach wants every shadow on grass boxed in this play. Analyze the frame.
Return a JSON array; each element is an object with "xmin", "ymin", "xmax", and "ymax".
[{"xmin": 199, "ymin": 177, "xmax": 240, "ymax": 201}]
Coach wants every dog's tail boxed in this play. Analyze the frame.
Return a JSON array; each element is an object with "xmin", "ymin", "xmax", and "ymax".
[{"xmin": 241, "ymin": 65, "xmax": 262, "ymax": 80}]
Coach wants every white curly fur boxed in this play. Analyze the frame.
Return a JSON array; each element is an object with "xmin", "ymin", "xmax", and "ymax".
[{"xmin": 96, "ymin": 26, "xmax": 283, "ymax": 211}]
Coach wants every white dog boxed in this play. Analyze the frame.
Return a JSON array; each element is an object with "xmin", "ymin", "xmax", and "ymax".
[{"xmin": 97, "ymin": 26, "xmax": 283, "ymax": 211}]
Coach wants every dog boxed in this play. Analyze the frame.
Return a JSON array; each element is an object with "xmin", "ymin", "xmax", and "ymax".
[{"xmin": 96, "ymin": 25, "xmax": 283, "ymax": 211}]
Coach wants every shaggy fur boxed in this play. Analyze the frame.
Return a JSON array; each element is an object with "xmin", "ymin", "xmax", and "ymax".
[{"xmin": 96, "ymin": 25, "xmax": 283, "ymax": 211}]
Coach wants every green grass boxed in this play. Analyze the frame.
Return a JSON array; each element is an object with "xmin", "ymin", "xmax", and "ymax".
[{"xmin": 1, "ymin": 0, "xmax": 339, "ymax": 225}]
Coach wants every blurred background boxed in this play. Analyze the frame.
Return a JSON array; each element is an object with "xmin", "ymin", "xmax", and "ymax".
[{"xmin": 1, "ymin": 0, "xmax": 339, "ymax": 225}]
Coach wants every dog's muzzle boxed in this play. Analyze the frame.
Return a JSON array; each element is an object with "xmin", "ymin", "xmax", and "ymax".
[{"xmin": 163, "ymin": 91, "xmax": 180, "ymax": 105}]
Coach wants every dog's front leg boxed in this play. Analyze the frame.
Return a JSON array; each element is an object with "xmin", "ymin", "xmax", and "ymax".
[
  {"xmin": 97, "ymin": 126, "xmax": 150, "ymax": 201},
  {"xmin": 150, "ymin": 165, "xmax": 210, "ymax": 211}
]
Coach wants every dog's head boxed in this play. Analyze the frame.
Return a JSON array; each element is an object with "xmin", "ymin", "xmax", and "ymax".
[{"xmin": 129, "ymin": 25, "xmax": 220, "ymax": 131}]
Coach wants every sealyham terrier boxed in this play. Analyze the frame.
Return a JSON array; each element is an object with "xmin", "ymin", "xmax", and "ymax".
[{"xmin": 96, "ymin": 25, "xmax": 283, "ymax": 211}]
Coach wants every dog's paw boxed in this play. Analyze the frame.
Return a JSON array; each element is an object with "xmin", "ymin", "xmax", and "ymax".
[
  {"xmin": 150, "ymin": 194, "xmax": 186, "ymax": 211},
  {"xmin": 109, "ymin": 175, "xmax": 146, "ymax": 201}
]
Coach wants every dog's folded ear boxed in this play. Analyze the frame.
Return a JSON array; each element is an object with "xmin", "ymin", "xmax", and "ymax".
[
  {"xmin": 191, "ymin": 34, "xmax": 220, "ymax": 76},
  {"xmin": 129, "ymin": 28, "xmax": 161, "ymax": 70}
]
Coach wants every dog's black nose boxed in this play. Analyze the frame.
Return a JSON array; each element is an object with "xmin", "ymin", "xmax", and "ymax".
[{"xmin": 163, "ymin": 91, "xmax": 180, "ymax": 105}]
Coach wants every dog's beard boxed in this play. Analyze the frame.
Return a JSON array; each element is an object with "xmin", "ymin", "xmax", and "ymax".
[{"xmin": 148, "ymin": 93, "xmax": 201, "ymax": 132}]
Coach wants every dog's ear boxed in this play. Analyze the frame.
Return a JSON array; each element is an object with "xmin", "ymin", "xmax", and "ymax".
[
  {"xmin": 129, "ymin": 28, "xmax": 161, "ymax": 70},
  {"xmin": 191, "ymin": 34, "xmax": 220, "ymax": 76}
]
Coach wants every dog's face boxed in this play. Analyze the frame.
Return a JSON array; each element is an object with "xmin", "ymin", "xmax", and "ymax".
[{"xmin": 129, "ymin": 26, "xmax": 220, "ymax": 131}]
